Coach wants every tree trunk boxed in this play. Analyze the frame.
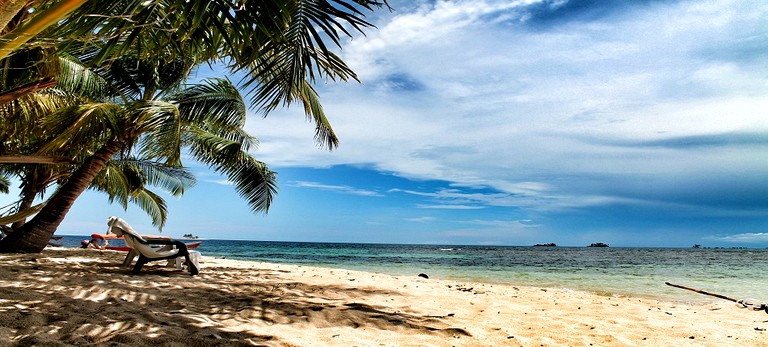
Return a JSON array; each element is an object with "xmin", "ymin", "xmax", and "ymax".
[
  {"xmin": 0, "ymin": 76, "xmax": 57, "ymax": 104},
  {"xmin": 0, "ymin": 138, "xmax": 123, "ymax": 253},
  {"xmin": 0, "ymin": 0, "xmax": 27, "ymax": 35},
  {"xmin": 10, "ymin": 183, "xmax": 37, "ymax": 230}
]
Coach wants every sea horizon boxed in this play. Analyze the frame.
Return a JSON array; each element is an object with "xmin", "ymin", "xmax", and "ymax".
[{"xmin": 55, "ymin": 234, "xmax": 768, "ymax": 249}]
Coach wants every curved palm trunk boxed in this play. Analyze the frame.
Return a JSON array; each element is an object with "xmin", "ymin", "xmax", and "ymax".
[
  {"xmin": 10, "ymin": 185, "xmax": 37, "ymax": 230},
  {"xmin": 0, "ymin": 138, "xmax": 122, "ymax": 253}
]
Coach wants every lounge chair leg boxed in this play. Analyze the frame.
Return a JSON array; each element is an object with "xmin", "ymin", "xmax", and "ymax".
[
  {"xmin": 133, "ymin": 256, "xmax": 149, "ymax": 275},
  {"xmin": 180, "ymin": 254, "xmax": 197, "ymax": 275},
  {"xmin": 122, "ymin": 249, "xmax": 137, "ymax": 267}
]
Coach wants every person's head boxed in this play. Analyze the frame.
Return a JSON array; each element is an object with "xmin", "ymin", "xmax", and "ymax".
[{"xmin": 80, "ymin": 240, "xmax": 89, "ymax": 248}]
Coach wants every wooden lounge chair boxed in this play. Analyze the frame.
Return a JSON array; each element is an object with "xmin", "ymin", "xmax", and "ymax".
[{"xmin": 106, "ymin": 216, "xmax": 199, "ymax": 275}]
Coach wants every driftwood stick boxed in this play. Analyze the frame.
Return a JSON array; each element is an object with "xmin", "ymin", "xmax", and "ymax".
[{"xmin": 665, "ymin": 282, "xmax": 739, "ymax": 302}]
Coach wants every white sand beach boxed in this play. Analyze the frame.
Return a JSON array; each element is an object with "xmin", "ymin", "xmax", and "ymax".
[{"xmin": 0, "ymin": 249, "xmax": 766, "ymax": 346}]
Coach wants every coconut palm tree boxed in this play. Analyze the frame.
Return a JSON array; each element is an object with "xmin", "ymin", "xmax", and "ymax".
[
  {"xmin": 0, "ymin": 53, "xmax": 274, "ymax": 252},
  {"xmin": 0, "ymin": 51, "xmax": 197, "ymax": 234},
  {"xmin": 0, "ymin": 0, "xmax": 389, "ymax": 252}
]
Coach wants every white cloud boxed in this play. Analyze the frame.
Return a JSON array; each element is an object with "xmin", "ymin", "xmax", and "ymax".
[
  {"xmin": 246, "ymin": 0, "xmax": 768, "ymax": 217},
  {"xmin": 404, "ymin": 216, "xmax": 436, "ymax": 222},
  {"xmin": 290, "ymin": 181, "xmax": 382, "ymax": 197},
  {"xmin": 416, "ymin": 204, "xmax": 485, "ymax": 210},
  {"xmin": 460, "ymin": 219, "xmax": 540, "ymax": 228},
  {"xmin": 706, "ymin": 233, "xmax": 768, "ymax": 244}
]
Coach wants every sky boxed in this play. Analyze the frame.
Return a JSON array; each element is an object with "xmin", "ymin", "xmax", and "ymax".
[{"xmin": 4, "ymin": 0, "xmax": 768, "ymax": 247}]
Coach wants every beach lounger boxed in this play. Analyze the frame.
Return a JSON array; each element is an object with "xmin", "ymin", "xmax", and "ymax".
[{"xmin": 106, "ymin": 216, "xmax": 199, "ymax": 275}]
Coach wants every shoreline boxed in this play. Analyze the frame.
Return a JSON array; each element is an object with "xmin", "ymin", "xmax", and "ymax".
[
  {"xmin": 49, "ymin": 237, "xmax": 768, "ymax": 304},
  {"xmin": 1, "ymin": 249, "xmax": 766, "ymax": 346}
]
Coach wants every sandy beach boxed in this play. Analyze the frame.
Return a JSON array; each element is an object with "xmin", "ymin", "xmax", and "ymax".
[{"xmin": 0, "ymin": 249, "xmax": 765, "ymax": 346}]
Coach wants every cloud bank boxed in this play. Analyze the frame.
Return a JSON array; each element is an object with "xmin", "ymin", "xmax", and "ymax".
[{"xmin": 242, "ymin": 0, "xmax": 768, "ymax": 244}]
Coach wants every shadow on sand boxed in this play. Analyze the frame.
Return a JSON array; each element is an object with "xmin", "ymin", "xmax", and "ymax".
[{"xmin": 0, "ymin": 250, "xmax": 469, "ymax": 346}]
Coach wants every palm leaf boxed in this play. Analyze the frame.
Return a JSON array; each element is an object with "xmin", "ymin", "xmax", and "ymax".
[
  {"xmin": 185, "ymin": 128, "xmax": 277, "ymax": 213},
  {"xmin": 129, "ymin": 100, "xmax": 182, "ymax": 164},
  {"xmin": 221, "ymin": 155, "xmax": 278, "ymax": 214},
  {"xmin": 0, "ymin": 0, "xmax": 89, "ymax": 61},
  {"xmin": 117, "ymin": 158, "xmax": 196, "ymax": 197},
  {"xmin": 0, "ymin": 203, "xmax": 45, "ymax": 224},
  {"xmin": 0, "ymin": 174, "xmax": 10, "ymax": 194},
  {"xmin": 296, "ymin": 79, "xmax": 339, "ymax": 149},
  {"xmin": 35, "ymin": 102, "xmax": 124, "ymax": 155},
  {"xmin": 173, "ymin": 78, "xmax": 247, "ymax": 128},
  {"xmin": 90, "ymin": 158, "xmax": 192, "ymax": 228},
  {"xmin": 184, "ymin": 127, "xmax": 246, "ymax": 160},
  {"xmin": 91, "ymin": 164, "xmax": 132, "ymax": 209},
  {"xmin": 130, "ymin": 188, "xmax": 167, "ymax": 229},
  {"xmin": 56, "ymin": 53, "xmax": 109, "ymax": 100}
]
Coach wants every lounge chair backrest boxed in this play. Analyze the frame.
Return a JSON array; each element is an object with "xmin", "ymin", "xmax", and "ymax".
[{"xmin": 107, "ymin": 216, "xmax": 146, "ymax": 242}]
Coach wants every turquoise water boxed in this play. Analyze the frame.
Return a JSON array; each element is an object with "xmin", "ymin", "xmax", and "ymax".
[{"xmin": 57, "ymin": 236, "xmax": 768, "ymax": 304}]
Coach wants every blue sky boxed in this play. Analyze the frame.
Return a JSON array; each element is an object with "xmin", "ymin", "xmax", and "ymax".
[{"xmin": 5, "ymin": 0, "xmax": 768, "ymax": 247}]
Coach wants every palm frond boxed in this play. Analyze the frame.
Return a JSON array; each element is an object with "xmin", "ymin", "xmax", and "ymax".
[
  {"xmin": 130, "ymin": 188, "xmax": 167, "ymax": 229},
  {"xmin": 116, "ymin": 158, "xmax": 196, "ymax": 197},
  {"xmin": 0, "ymin": 174, "xmax": 10, "ymax": 194},
  {"xmin": 56, "ymin": 53, "xmax": 109, "ymax": 99},
  {"xmin": 0, "ymin": 91, "xmax": 73, "ymax": 142},
  {"xmin": 90, "ymin": 158, "xmax": 188, "ymax": 227},
  {"xmin": 0, "ymin": 203, "xmax": 45, "ymax": 225},
  {"xmin": 185, "ymin": 128, "xmax": 277, "ymax": 213},
  {"xmin": 226, "ymin": 155, "xmax": 278, "ymax": 214},
  {"xmin": 184, "ymin": 127, "xmax": 246, "ymax": 161},
  {"xmin": 173, "ymin": 78, "xmax": 247, "ymax": 128},
  {"xmin": 91, "ymin": 164, "xmax": 131, "ymax": 209},
  {"xmin": 236, "ymin": 0, "xmax": 379, "ymax": 115},
  {"xmin": 35, "ymin": 102, "xmax": 124, "ymax": 155},
  {"xmin": 0, "ymin": 0, "xmax": 89, "ymax": 61},
  {"xmin": 130, "ymin": 100, "xmax": 182, "ymax": 164},
  {"xmin": 296, "ymin": 79, "xmax": 339, "ymax": 149}
]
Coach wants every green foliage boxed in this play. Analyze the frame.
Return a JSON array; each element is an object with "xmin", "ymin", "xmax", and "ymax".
[
  {"xmin": 0, "ymin": 175, "xmax": 9, "ymax": 194},
  {"xmin": 0, "ymin": 0, "xmax": 388, "ymax": 245}
]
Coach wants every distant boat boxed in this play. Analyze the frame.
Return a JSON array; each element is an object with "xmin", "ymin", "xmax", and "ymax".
[
  {"xmin": 90, "ymin": 233, "xmax": 202, "ymax": 252},
  {"xmin": 588, "ymin": 242, "xmax": 609, "ymax": 248}
]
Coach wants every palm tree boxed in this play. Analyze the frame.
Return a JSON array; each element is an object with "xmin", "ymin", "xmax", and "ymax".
[
  {"xmin": 0, "ymin": 54, "xmax": 274, "ymax": 252},
  {"xmin": 0, "ymin": 0, "xmax": 389, "ymax": 252},
  {"xmin": 0, "ymin": 51, "xmax": 197, "ymax": 233}
]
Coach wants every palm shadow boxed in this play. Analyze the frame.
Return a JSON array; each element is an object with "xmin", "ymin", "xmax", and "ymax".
[{"xmin": 0, "ymin": 250, "xmax": 470, "ymax": 346}]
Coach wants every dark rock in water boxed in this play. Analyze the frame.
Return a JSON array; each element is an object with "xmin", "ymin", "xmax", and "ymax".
[
  {"xmin": 418, "ymin": 273, "xmax": 429, "ymax": 279},
  {"xmin": 533, "ymin": 243, "xmax": 557, "ymax": 247},
  {"xmin": 588, "ymin": 242, "xmax": 609, "ymax": 247}
]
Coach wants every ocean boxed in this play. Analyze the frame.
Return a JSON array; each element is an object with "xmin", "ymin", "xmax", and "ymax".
[{"xmin": 55, "ymin": 236, "xmax": 768, "ymax": 304}]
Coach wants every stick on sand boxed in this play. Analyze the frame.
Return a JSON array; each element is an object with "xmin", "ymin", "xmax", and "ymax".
[
  {"xmin": 666, "ymin": 282, "xmax": 768, "ymax": 314},
  {"xmin": 664, "ymin": 282, "xmax": 739, "ymax": 302}
]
